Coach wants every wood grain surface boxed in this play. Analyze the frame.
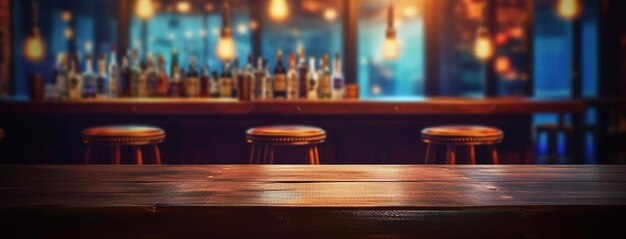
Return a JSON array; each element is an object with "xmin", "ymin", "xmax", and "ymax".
[{"xmin": 1, "ymin": 165, "xmax": 625, "ymax": 238}]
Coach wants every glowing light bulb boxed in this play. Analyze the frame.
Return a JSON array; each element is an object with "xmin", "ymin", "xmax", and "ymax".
[
  {"xmin": 177, "ymin": 1, "xmax": 192, "ymax": 13},
  {"xmin": 61, "ymin": 10, "xmax": 72, "ymax": 22},
  {"xmin": 557, "ymin": 0, "xmax": 580, "ymax": 20},
  {"xmin": 323, "ymin": 8, "xmax": 338, "ymax": 21},
  {"xmin": 382, "ymin": 37, "xmax": 400, "ymax": 60},
  {"xmin": 473, "ymin": 26, "xmax": 493, "ymax": 61},
  {"xmin": 136, "ymin": 0, "xmax": 154, "ymax": 20},
  {"xmin": 269, "ymin": 0, "xmax": 289, "ymax": 21},
  {"xmin": 23, "ymin": 30, "xmax": 46, "ymax": 62},
  {"xmin": 64, "ymin": 28, "xmax": 74, "ymax": 39},
  {"xmin": 216, "ymin": 36, "xmax": 236, "ymax": 61}
]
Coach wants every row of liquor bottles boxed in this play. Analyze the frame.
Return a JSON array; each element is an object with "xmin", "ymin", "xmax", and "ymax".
[{"xmin": 46, "ymin": 46, "xmax": 346, "ymax": 100}]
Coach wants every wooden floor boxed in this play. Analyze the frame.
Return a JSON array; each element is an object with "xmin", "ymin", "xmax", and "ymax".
[{"xmin": 1, "ymin": 165, "xmax": 625, "ymax": 238}]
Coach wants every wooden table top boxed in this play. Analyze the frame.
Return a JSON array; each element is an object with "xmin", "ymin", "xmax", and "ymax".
[
  {"xmin": 2, "ymin": 165, "xmax": 625, "ymax": 207},
  {"xmin": 2, "ymin": 165, "xmax": 626, "ymax": 238}
]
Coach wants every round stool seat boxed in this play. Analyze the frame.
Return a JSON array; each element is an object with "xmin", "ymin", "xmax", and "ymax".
[
  {"xmin": 246, "ymin": 126, "xmax": 327, "ymax": 145},
  {"xmin": 82, "ymin": 125, "xmax": 166, "ymax": 145},
  {"xmin": 422, "ymin": 126, "xmax": 503, "ymax": 145}
]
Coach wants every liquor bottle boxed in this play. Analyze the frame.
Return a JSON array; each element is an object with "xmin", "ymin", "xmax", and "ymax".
[
  {"xmin": 96, "ymin": 52, "xmax": 109, "ymax": 99},
  {"xmin": 185, "ymin": 57, "xmax": 200, "ymax": 98},
  {"xmin": 220, "ymin": 61, "xmax": 233, "ymax": 98},
  {"xmin": 170, "ymin": 49, "xmax": 179, "ymax": 79},
  {"xmin": 52, "ymin": 52, "xmax": 68, "ymax": 99},
  {"xmin": 297, "ymin": 47, "xmax": 308, "ymax": 99},
  {"xmin": 231, "ymin": 59, "xmax": 240, "ymax": 98},
  {"xmin": 168, "ymin": 66, "xmax": 183, "ymax": 98},
  {"xmin": 332, "ymin": 52, "xmax": 345, "ymax": 100},
  {"xmin": 200, "ymin": 64, "xmax": 211, "ymax": 98},
  {"xmin": 67, "ymin": 53, "xmax": 83, "ymax": 100},
  {"xmin": 318, "ymin": 54, "xmax": 332, "ymax": 99},
  {"xmin": 210, "ymin": 71, "xmax": 220, "ymax": 98},
  {"xmin": 145, "ymin": 53, "xmax": 158, "ymax": 97},
  {"xmin": 108, "ymin": 46, "xmax": 120, "ymax": 98},
  {"xmin": 307, "ymin": 57, "xmax": 318, "ymax": 100},
  {"xmin": 82, "ymin": 54, "xmax": 97, "ymax": 99},
  {"xmin": 155, "ymin": 54, "xmax": 169, "ymax": 97},
  {"xmin": 287, "ymin": 53, "xmax": 299, "ymax": 100},
  {"xmin": 238, "ymin": 55, "xmax": 253, "ymax": 101},
  {"xmin": 253, "ymin": 57, "xmax": 265, "ymax": 100},
  {"xmin": 263, "ymin": 59, "xmax": 273, "ymax": 99},
  {"xmin": 119, "ymin": 54, "xmax": 132, "ymax": 98},
  {"xmin": 130, "ymin": 49, "xmax": 143, "ymax": 98},
  {"xmin": 273, "ymin": 50, "xmax": 287, "ymax": 99}
]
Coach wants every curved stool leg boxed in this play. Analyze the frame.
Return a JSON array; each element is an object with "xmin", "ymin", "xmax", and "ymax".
[
  {"xmin": 307, "ymin": 146, "xmax": 316, "ymax": 165},
  {"xmin": 491, "ymin": 146, "xmax": 500, "ymax": 165},
  {"xmin": 424, "ymin": 144, "xmax": 432, "ymax": 164},
  {"xmin": 85, "ymin": 145, "xmax": 92, "ymax": 165},
  {"xmin": 263, "ymin": 144, "xmax": 271, "ymax": 164},
  {"xmin": 112, "ymin": 145, "xmax": 122, "ymax": 165},
  {"xmin": 446, "ymin": 145, "xmax": 456, "ymax": 165},
  {"xmin": 269, "ymin": 145, "xmax": 275, "ymax": 164},
  {"xmin": 469, "ymin": 146, "xmax": 477, "ymax": 165},
  {"xmin": 249, "ymin": 144, "xmax": 257, "ymax": 164},
  {"xmin": 153, "ymin": 145, "xmax": 162, "ymax": 165},
  {"xmin": 313, "ymin": 146, "xmax": 320, "ymax": 165},
  {"xmin": 134, "ymin": 147, "xmax": 143, "ymax": 165}
]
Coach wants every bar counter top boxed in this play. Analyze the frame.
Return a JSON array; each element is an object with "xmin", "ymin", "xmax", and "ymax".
[
  {"xmin": 1, "ymin": 165, "xmax": 625, "ymax": 238},
  {"xmin": 0, "ymin": 97, "xmax": 585, "ymax": 115}
]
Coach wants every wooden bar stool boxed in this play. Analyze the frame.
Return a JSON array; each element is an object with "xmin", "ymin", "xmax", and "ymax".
[
  {"xmin": 246, "ymin": 126, "xmax": 326, "ymax": 164},
  {"xmin": 82, "ymin": 125, "xmax": 166, "ymax": 165},
  {"xmin": 422, "ymin": 126, "xmax": 504, "ymax": 165}
]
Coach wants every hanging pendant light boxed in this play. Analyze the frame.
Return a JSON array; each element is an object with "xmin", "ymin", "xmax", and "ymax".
[
  {"xmin": 557, "ymin": 0, "xmax": 580, "ymax": 20},
  {"xmin": 473, "ymin": 2, "xmax": 493, "ymax": 61},
  {"xmin": 269, "ymin": 0, "xmax": 289, "ymax": 22},
  {"xmin": 23, "ymin": 2, "xmax": 46, "ymax": 62},
  {"xmin": 382, "ymin": 4, "xmax": 400, "ymax": 60},
  {"xmin": 216, "ymin": 0, "xmax": 236, "ymax": 61},
  {"xmin": 136, "ymin": 0, "xmax": 155, "ymax": 20}
]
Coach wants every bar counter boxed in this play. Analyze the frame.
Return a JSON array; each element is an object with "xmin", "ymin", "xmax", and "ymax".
[
  {"xmin": 0, "ymin": 97, "xmax": 588, "ymax": 164},
  {"xmin": 0, "ymin": 97, "xmax": 585, "ymax": 115},
  {"xmin": 1, "ymin": 165, "xmax": 625, "ymax": 238}
]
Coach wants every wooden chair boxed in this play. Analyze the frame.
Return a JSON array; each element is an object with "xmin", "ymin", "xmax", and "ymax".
[
  {"xmin": 422, "ymin": 126, "xmax": 504, "ymax": 164},
  {"xmin": 82, "ymin": 125, "xmax": 166, "ymax": 165},
  {"xmin": 246, "ymin": 126, "xmax": 326, "ymax": 164}
]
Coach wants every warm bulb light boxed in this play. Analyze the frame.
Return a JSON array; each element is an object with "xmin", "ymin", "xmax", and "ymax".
[
  {"xmin": 61, "ymin": 10, "xmax": 72, "ymax": 22},
  {"xmin": 64, "ymin": 28, "xmax": 74, "ymax": 39},
  {"xmin": 323, "ymin": 8, "xmax": 338, "ymax": 21},
  {"xmin": 473, "ymin": 27, "xmax": 493, "ymax": 60},
  {"xmin": 23, "ymin": 31, "xmax": 46, "ymax": 62},
  {"xmin": 177, "ymin": 1, "xmax": 192, "ymax": 13},
  {"xmin": 216, "ymin": 36, "xmax": 236, "ymax": 61},
  {"xmin": 269, "ymin": 0, "xmax": 289, "ymax": 21},
  {"xmin": 557, "ymin": 0, "xmax": 580, "ymax": 20},
  {"xmin": 136, "ymin": 0, "xmax": 154, "ymax": 20},
  {"xmin": 382, "ymin": 37, "xmax": 400, "ymax": 60}
]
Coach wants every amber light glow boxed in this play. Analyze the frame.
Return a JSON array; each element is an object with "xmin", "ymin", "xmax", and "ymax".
[
  {"xmin": 557, "ymin": 0, "xmax": 580, "ymax": 20},
  {"xmin": 24, "ymin": 31, "xmax": 46, "ymax": 62},
  {"xmin": 177, "ymin": 1, "xmax": 192, "ymax": 13},
  {"xmin": 217, "ymin": 1, "xmax": 236, "ymax": 61},
  {"xmin": 474, "ymin": 26, "xmax": 493, "ymax": 61},
  {"xmin": 135, "ymin": 0, "xmax": 154, "ymax": 20},
  {"xmin": 269, "ymin": 0, "xmax": 289, "ymax": 21},
  {"xmin": 383, "ymin": 4, "xmax": 400, "ymax": 60}
]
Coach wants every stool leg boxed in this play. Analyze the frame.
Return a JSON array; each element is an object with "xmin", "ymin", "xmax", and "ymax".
[
  {"xmin": 84, "ymin": 145, "xmax": 92, "ymax": 165},
  {"xmin": 313, "ymin": 146, "xmax": 320, "ymax": 165},
  {"xmin": 249, "ymin": 144, "xmax": 257, "ymax": 164},
  {"xmin": 491, "ymin": 146, "xmax": 500, "ymax": 165},
  {"xmin": 269, "ymin": 145, "xmax": 275, "ymax": 164},
  {"xmin": 263, "ymin": 144, "xmax": 271, "ymax": 164},
  {"xmin": 446, "ymin": 145, "xmax": 456, "ymax": 165},
  {"xmin": 256, "ymin": 144, "xmax": 264, "ymax": 164},
  {"xmin": 134, "ymin": 147, "xmax": 143, "ymax": 165},
  {"xmin": 469, "ymin": 146, "xmax": 477, "ymax": 165},
  {"xmin": 112, "ymin": 145, "xmax": 121, "ymax": 165},
  {"xmin": 153, "ymin": 144, "xmax": 162, "ymax": 165},
  {"xmin": 308, "ymin": 146, "xmax": 316, "ymax": 165},
  {"xmin": 424, "ymin": 144, "xmax": 432, "ymax": 164}
]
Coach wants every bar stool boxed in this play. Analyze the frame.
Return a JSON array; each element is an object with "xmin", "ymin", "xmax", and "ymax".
[
  {"xmin": 246, "ymin": 126, "xmax": 326, "ymax": 164},
  {"xmin": 422, "ymin": 126, "xmax": 504, "ymax": 165},
  {"xmin": 82, "ymin": 125, "xmax": 166, "ymax": 165}
]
